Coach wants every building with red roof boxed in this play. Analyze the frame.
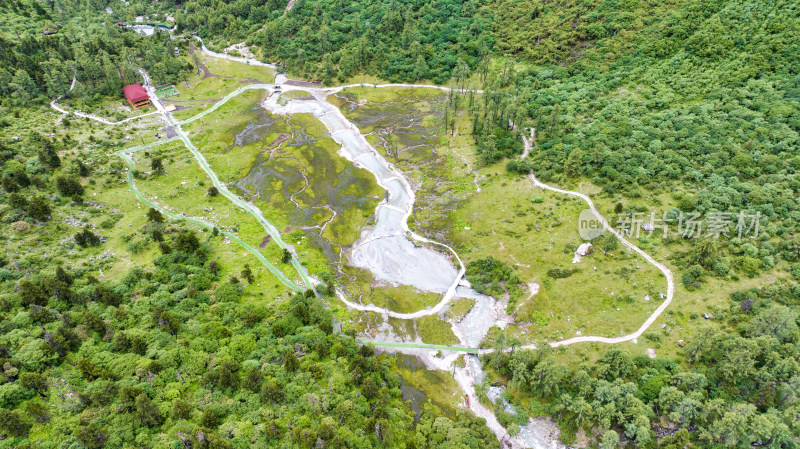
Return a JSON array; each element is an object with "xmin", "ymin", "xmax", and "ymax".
[{"xmin": 123, "ymin": 84, "xmax": 150, "ymax": 110}]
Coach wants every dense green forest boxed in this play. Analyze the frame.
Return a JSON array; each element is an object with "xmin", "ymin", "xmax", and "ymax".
[
  {"xmin": 0, "ymin": 225, "xmax": 497, "ymax": 447},
  {"xmin": 0, "ymin": 0, "xmax": 189, "ymax": 106},
  {"xmin": 178, "ymin": 0, "xmax": 492, "ymax": 84}
]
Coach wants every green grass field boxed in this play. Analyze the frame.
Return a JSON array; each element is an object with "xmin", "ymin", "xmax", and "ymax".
[
  {"xmin": 201, "ymin": 54, "xmax": 275, "ymax": 81},
  {"xmin": 169, "ymin": 52, "xmax": 274, "ymax": 121},
  {"xmin": 449, "ymin": 172, "xmax": 664, "ymax": 343}
]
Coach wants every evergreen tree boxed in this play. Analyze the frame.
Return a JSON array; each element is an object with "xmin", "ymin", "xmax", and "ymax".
[
  {"xmin": 147, "ymin": 208, "xmax": 164, "ymax": 223},
  {"xmin": 150, "ymin": 158, "xmax": 164, "ymax": 174},
  {"xmin": 55, "ymin": 175, "xmax": 84, "ymax": 197},
  {"xmin": 26, "ymin": 196, "xmax": 52, "ymax": 221},
  {"xmin": 74, "ymin": 227, "xmax": 102, "ymax": 247},
  {"xmin": 241, "ymin": 264, "xmax": 254, "ymax": 284}
]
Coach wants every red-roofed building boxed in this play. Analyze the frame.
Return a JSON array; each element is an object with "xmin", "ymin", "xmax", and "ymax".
[{"xmin": 123, "ymin": 84, "xmax": 150, "ymax": 110}]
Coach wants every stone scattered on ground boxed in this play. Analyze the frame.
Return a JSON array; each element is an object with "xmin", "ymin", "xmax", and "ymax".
[{"xmin": 572, "ymin": 242, "xmax": 593, "ymax": 263}]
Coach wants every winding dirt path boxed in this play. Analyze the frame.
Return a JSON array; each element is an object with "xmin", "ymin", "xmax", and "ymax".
[
  {"xmin": 50, "ymin": 98, "xmax": 158, "ymax": 125},
  {"xmin": 520, "ymin": 135, "xmax": 675, "ymax": 348},
  {"xmin": 50, "ymin": 74, "xmax": 159, "ymax": 125}
]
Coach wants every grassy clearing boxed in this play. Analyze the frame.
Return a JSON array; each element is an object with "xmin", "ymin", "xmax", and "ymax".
[
  {"xmin": 278, "ymin": 90, "xmax": 312, "ymax": 103},
  {"xmin": 417, "ymin": 315, "xmax": 459, "ymax": 345},
  {"xmin": 200, "ymin": 54, "xmax": 275, "ymax": 81},
  {"xmin": 17, "ymin": 102, "xmax": 164, "ymax": 152},
  {"xmin": 446, "ymin": 297, "xmax": 476, "ymax": 321},
  {"xmin": 61, "ymin": 95, "xmax": 151, "ymax": 121},
  {"xmin": 170, "ymin": 52, "xmax": 274, "ymax": 121},
  {"xmin": 363, "ymin": 283, "xmax": 442, "ymax": 314},
  {"xmin": 332, "ymin": 86, "xmax": 445, "ymax": 113},
  {"xmin": 171, "ymin": 76, "xmax": 245, "ymax": 121},
  {"xmin": 450, "ymin": 171, "xmax": 664, "ymax": 343}
]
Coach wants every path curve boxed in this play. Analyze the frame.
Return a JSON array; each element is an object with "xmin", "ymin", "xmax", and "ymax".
[
  {"xmin": 50, "ymin": 74, "xmax": 161, "ymax": 125},
  {"xmin": 50, "ymin": 98, "xmax": 159, "ymax": 125},
  {"xmin": 520, "ymin": 134, "xmax": 675, "ymax": 348}
]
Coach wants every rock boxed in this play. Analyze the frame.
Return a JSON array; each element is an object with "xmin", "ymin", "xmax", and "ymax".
[
  {"xmin": 703, "ymin": 313, "xmax": 714, "ymax": 320},
  {"xmin": 642, "ymin": 223, "xmax": 655, "ymax": 231},
  {"xmin": 576, "ymin": 242, "xmax": 593, "ymax": 256},
  {"xmin": 572, "ymin": 242, "xmax": 593, "ymax": 263},
  {"xmin": 676, "ymin": 339, "xmax": 686, "ymax": 347}
]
